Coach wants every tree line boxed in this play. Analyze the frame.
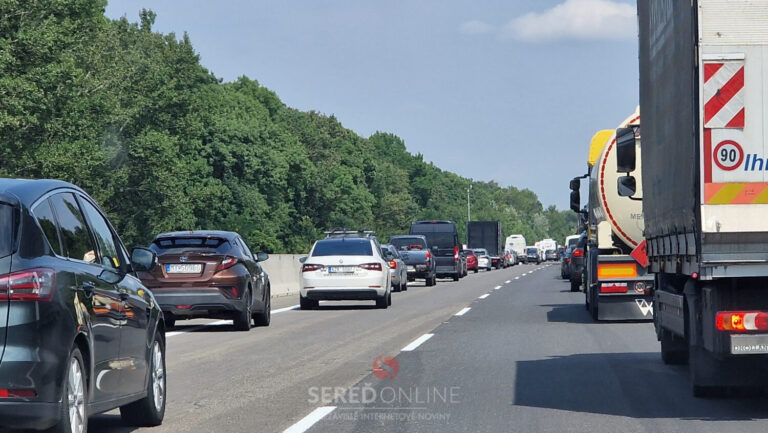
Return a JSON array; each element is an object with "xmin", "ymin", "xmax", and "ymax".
[{"xmin": 0, "ymin": 3, "xmax": 576, "ymax": 253}]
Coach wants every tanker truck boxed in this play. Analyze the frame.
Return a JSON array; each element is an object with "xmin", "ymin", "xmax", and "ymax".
[
  {"xmin": 617, "ymin": 0, "xmax": 768, "ymax": 396},
  {"xmin": 569, "ymin": 108, "xmax": 654, "ymax": 321}
]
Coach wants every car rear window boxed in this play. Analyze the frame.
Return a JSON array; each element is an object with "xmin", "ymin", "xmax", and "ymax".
[
  {"xmin": 389, "ymin": 237, "xmax": 427, "ymax": 251},
  {"xmin": 312, "ymin": 239, "xmax": 373, "ymax": 256},
  {"xmin": 150, "ymin": 237, "xmax": 231, "ymax": 254},
  {"xmin": 527, "ymin": 248, "xmax": 538, "ymax": 254},
  {"xmin": 0, "ymin": 203, "xmax": 16, "ymax": 258},
  {"xmin": 418, "ymin": 232, "xmax": 456, "ymax": 249}
]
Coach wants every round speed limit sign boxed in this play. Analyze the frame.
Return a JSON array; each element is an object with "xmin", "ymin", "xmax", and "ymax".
[{"xmin": 713, "ymin": 140, "xmax": 744, "ymax": 171}]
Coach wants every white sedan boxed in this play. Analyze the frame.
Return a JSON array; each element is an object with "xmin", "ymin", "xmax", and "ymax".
[{"xmin": 300, "ymin": 236, "xmax": 391, "ymax": 309}]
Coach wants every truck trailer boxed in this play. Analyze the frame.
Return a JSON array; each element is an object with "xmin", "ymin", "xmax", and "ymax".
[
  {"xmin": 570, "ymin": 108, "xmax": 654, "ymax": 321},
  {"xmin": 467, "ymin": 221, "xmax": 503, "ymax": 269},
  {"xmin": 623, "ymin": 0, "xmax": 768, "ymax": 396}
]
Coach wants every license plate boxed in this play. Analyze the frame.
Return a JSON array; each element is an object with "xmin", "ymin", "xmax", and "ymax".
[
  {"xmin": 328, "ymin": 266, "xmax": 355, "ymax": 274},
  {"xmin": 407, "ymin": 266, "xmax": 415, "ymax": 272},
  {"xmin": 166, "ymin": 264, "xmax": 202, "ymax": 274},
  {"xmin": 731, "ymin": 334, "xmax": 768, "ymax": 354}
]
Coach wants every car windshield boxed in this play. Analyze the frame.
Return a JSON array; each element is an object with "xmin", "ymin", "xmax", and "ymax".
[
  {"xmin": 150, "ymin": 236, "xmax": 230, "ymax": 255},
  {"xmin": 390, "ymin": 238, "xmax": 427, "ymax": 251},
  {"xmin": 312, "ymin": 239, "xmax": 373, "ymax": 256}
]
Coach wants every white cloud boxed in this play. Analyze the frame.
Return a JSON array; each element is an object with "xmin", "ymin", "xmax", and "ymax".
[
  {"xmin": 459, "ymin": 20, "xmax": 495, "ymax": 35},
  {"xmin": 501, "ymin": 0, "xmax": 636, "ymax": 42}
]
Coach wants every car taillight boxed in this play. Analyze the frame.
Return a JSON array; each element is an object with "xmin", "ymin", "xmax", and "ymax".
[
  {"xmin": 566, "ymin": 258, "xmax": 571, "ymax": 263},
  {"xmin": 0, "ymin": 268, "xmax": 56, "ymax": 301},
  {"xmin": 600, "ymin": 282, "xmax": 628, "ymax": 293},
  {"xmin": 302, "ymin": 264, "xmax": 324, "ymax": 272},
  {"xmin": 388, "ymin": 260, "xmax": 397, "ymax": 269},
  {"xmin": 0, "ymin": 389, "xmax": 36, "ymax": 398},
  {"xmin": 454, "ymin": 246, "xmax": 459, "ymax": 262},
  {"xmin": 572, "ymin": 249, "xmax": 584, "ymax": 257},
  {"xmin": 217, "ymin": 256, "xmax": 237, "ymax": 272},
  {"xmin": 425, "ymin": 251, "xmax": 431, "ymax": 260},
  {"xmin": 359, "ymin": 263, "xmax": 382, "ymax": 271},
  {"xmin": 716, "ymin": 311, "xmax": 768, "ymax": 332}
]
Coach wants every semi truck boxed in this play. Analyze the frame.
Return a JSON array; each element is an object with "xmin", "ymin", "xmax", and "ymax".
[
  {"xmin": 569, "ymin": 107, "xmax": 654, "ymax": 321},
  {"xmin": 467, "ymin": 221, "xmax": 503, "ymax": 269},
  {"xmin": 621, "ymin": 0, "xmax": 768, "ymax": 396}
]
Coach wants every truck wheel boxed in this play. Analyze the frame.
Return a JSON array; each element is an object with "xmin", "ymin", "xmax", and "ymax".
[
  {"xmin": 570, "ymin": 280, "xmax": 580, "ymax": 292},
  {"xmin": 689, "ymin": 345, "xmax": 726, "ymax": 397},
  {"xmin": 660, "ymin": 330, "xmax": 688, "ymax": 365},
  {"xmin": 589, "ymin": 287, "xmax": 599, "ymax": 320}
]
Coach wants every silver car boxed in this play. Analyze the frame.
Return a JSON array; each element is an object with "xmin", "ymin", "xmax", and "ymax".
[{"xmin": 381, "ymin": 244, "xmax": 408, "ymax": 292}]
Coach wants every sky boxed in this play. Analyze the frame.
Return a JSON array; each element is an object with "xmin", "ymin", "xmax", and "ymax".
[{"xmin": 104, "ymin": 0, "xmax": 639, "ymax": 210}]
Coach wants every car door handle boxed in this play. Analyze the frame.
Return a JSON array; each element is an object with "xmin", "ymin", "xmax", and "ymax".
[{"xmin": 79, "ymin": 282, "xmax": 95, "ymax": 295}]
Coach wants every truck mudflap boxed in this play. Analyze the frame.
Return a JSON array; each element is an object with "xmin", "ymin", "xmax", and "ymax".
[{"xmin": 597, "ymin": 291, "xmax": 654, "ymax": 321}]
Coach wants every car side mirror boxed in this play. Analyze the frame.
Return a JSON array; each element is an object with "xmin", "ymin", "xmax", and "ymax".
[
  {"xmin": 616, "ymin": 127, "xmax": 636, "ymax": 173},
  {"xmin": 299, "ymin": 256, "xmax": 308, "ymax": 264},
  {"xmin": 98, "ymin": 268, "xmax": 123, "ymax": 284},
  {"xmin": 256, "ymin": 251, "xmax": 269, "ymax": 262},
  {"xmin": 617, "ymin": 175, "xmax": 637, "ymax": 197},
  {"xmin": 131, "ymin": 247, "xmax": 157, "ymax": 272},
  {"xmin": 570, "ymin": 190, "xmax": 581, "ymax": 213}
]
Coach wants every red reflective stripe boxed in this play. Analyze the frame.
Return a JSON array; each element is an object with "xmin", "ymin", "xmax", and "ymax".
[
  {"xmin": 703, "ymin": 128, "xmax": 712, "ymax": 183},
  {"xmin": 725, "ymin": 107, "xmax": 745, "ymax": 128},
  {"xmin": 704, "ymin": 62, "xmax": 724, "ymax": 82},
  {"xmin": 704, "ymin": 66, "xmax": 744, "ymax": 124}
]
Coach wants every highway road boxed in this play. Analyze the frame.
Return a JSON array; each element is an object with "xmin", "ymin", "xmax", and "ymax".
[{"xmin": 84, "ymin": 264, "xmax": 768, "ymax": 433}]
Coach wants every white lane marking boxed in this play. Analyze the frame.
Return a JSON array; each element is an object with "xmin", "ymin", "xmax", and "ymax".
[
  {"xmin": 402, "ymin": 333, "xmax": 434, "ymax": 351},
  {"xmin": 505, "ymin": 280, "xmax": 511, "ymax": 284},
  {"xmin": 478, "ymin": 294, "xmax": 490, "ymax": 299},
  {"xmin": 494, "ymin": 285, "xmax": 502, "ymax": 290},
  {"xmin": 167, "ymin": 304, "xmax": 300, "ymax": 338},
  {"xmin": 283, "ymin": 406, "xmax": 337, "ymax": 433},
  {"xmin": 514, "ymin": 276, "xmax": 520, "ymax": 280},
  {"xmin": 455, "ymin": 307, "xmax": 471, "ymax": 316}
]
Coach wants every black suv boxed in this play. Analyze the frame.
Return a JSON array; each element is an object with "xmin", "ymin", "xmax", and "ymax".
[
  {"xmin": 409, "ymin": 221, "xmax": 462, "ymax": 281},
  {"xmin": 0, "ymin": 179, "xmax": 166, "ymax": 432}
]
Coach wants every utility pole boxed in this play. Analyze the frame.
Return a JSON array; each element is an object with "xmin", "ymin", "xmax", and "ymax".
[{"xmin": 467, "ymin": 185, "xmax": 472, "ymax": 222}]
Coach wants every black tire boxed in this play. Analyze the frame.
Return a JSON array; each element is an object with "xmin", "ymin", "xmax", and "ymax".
[
  {"xmin": 120, "ymin": 333, "xmax": 166, "ymax": 426},
  {"xmin": 388, "ymin": 291, "xmax": 392, "ymax": 306},
  {"xmin": 427, "ymin": 275, "xmax": 436, "ymax": 286},
  {"xmin": 660, "ymin": 330, "xmax": 688, "ymax": 365},
  {"xmin": 570, "ymin": 280, "xmax": 580, "ymax": 292},
  {"xmin": 300, "ymin": 295, "xmax": 318, "ymax": 310},
  {"xmin": 392, "ymin": 282, "xmax": 401, "ymax": 293},
  {"xmin": 253, "ymin": 287, "xmax": 271, "ymax": 327},
  {"xmin": 473, "ymin": 269, "xmax": 478, "ymax": 273},
  {"xmin": 48, "ymin": 347, "xmax": 87, "ymax": 433},
  {"xmin": 589, "ymin": 287, "xmax": 599, "ymax": 320},
  {"xmin": 453, "ymin": 273, "xmax": 460, "ymax": 281},
  {"xmin": 163, "ymin": 314, "xmax": 175, "ymax": 330},
  {"xmin": 402, "ymin": 280, "xmax": 407, "ymax": 291},
  {"xmin": 376, "ymin": 294, "xmax": 388, "ymax": 309},
  {"xmin": 233, "ymin": 289, "xmax": 252, "ymax": 331}
]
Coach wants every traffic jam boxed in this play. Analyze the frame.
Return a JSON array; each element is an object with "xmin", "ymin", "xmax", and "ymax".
[{"xmin": 4, "ymin": 1, "xmax": 768, "ymax": 433}]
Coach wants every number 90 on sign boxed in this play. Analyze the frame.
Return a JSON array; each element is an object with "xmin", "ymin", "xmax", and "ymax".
[{"xmin": 713, "ymin": 140, "xmax": 744, "ymax": 171}]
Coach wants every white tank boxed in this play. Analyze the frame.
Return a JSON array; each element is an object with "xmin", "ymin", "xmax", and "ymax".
[{"xmin": 588, "ymin": 108, "xmax": 644, "ymax": 249}]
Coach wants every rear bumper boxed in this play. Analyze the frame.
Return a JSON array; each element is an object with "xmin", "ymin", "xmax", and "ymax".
[
  {"xmin": 597, "ymin": 294, "xmax": 654, "ymax": 321},
  {"xmin": 0, "ymin": 401, "xmax": 60, "ymax": 430},
  {"xmin": 405, "ymin": 263, "xmax": 432, "ymax": 278},
  {"xmin": 152, "ymin": 290, "xmax": 244, "ymax": 316},
  {"xmin": 302, "ymin": 289, "xmax": 384, "ymax": 300}
]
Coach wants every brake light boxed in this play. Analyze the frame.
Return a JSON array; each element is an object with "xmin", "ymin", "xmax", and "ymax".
[
  {"xmin": 0, "ymin": 268, "xmax": 56, "ymax": 301},
  {"xmin": 217, "ymin": 256, "xmax": 237, "ymax": 271},
  {"xmin": 566, "ymin": 258, "xmax": 571, "ymax": 263},
  {"xmin": 600, "ymin": 282, "xmax": 628, "ymax": 293},
  {"xmin": 597, "ymin": 263, "xmax": 637, "ymax": 279},
  {"xmin": 359, "ymin": 263, "xmax": 382, "ymax": 271},
  {"xmin": 454, "ymin": 246, "xmax": 459, "ymax": 262},
  {"xmin": 425, "ymin": 251, "xmax": 431, "ymax": 260},
  {"xmin": 302, "ymin": 264, "xmax": 324, "ymax": 272},
  {"xmin": 0, "ymin": 389, "xmax": 36, "ymax": 398},
  {"xmin": 572, "ymin": 249, "xmax": 584, "ymax": 258},
  {"xmin": 716, "ymin": 311, "xmax": 768, "ymax": 332},
  {"xmin": 388, "ymin": 260, "xmax": 397, "ymax": 269}
]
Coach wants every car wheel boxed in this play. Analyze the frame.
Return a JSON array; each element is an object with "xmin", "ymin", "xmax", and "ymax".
[
  {"xmin": 48, "ymin": 347, "xmax": 87, "ymax": 433},
  {"xmin": 393, "ymin": 281, "xmax": 401, "ymax": 292},
  {"xmin": 300, "ymin": 295, "xmax": 318, "ymax": 310},
  {"xmin": 453, "ymin": 273, "xmax": 459, "ymax": 281},
  {"xmin": 388, "ymin": 291, "xmax": 392, "ymax": 306},
  {"xmin": 376, "ymin": 294, "xmax": 388, "ymax": 309},
  {"xmin": 233, "ymin": 289, "xmax": 252, "ymax": 331},
  {"xmin": 402, "ymin": 280, "xmax": 407, "ymax": 291},
  {"xmin": 253, "ymin": 287, "xmax": 271, "ymax": 327},
  {"xmin": 120, "ymin": 334, "xmax": 166, "ymax": 426},
  {"xmin": 473, "ymin": 269, "xmax": 478, "ymax": 273}
]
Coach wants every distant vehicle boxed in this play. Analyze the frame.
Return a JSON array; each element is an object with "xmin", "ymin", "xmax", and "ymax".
[
  {"xmin": 410, "ymin": 221, "xmax": 462, "ymax": 281},
  {"xmin": 505, "ymin": 234, "xmax": 527, "ymax": 258},
  {"xmin": 545, "ymin": 249, "xmax": 558, "ymax": 261},
  {"xmin": 472, "ymin": 248, "xmax": 492, "ymax": 271},
  {"xmin": 538, "ymin": 238, "xmax": 557, "ymax": 261},
  {"xmin": 561, "ymin": 246, "xmax": 574, "ymax": 279},
  {"xmin": 142, "ymin": 231, "xmax": 271, "ymax": 331},
  {"xmin": 524, "ymin": 247, "xmax": 540, "ymax": 265},
  {"xmin": 459, "ymin": 250, "xmax": 468, "ymax": 277},
  {"xmin": 381, "ymin": 244, "xmax": 408, "ymax": 292},
  {"xmin": 300, "ymin": 230, "xmax": 391, "ymax": 309},
  {"xmin": 564, "ymin": 234, "xmax": 580, "ymax": 249},
  {"xmin": 388, "ymin": 235, "xmax": 437, "ymax": 286},
  {"xmin": 567, "ymin": 233, "xmax": 587, "ymax": 292},
  {"xmin": 0, "ymin": 179, "xmax": 166, "ymax": 432},
  {"xmin": 467, "ymin": 221, "xmax": 503, "ymax": 269},
  {"xmin": 465, "ymin": 250, "xmax": 479, "ymax": 273},
  {"xmin": 504, "ymin": 250, "xmax": 518, "ymax": 267}
]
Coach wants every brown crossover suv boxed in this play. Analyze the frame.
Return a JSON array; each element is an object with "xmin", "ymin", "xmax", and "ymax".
[{"xmin": 137, "ymin": 231, "xmax": 271, "ymax": 331}]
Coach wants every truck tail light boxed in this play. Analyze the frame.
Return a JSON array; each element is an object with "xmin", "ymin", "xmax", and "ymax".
[
  {"xmin": 716, "ymin": 311, "xmax": 768, "ymax": 332},
  {"xmin": 302, "ymin": 264, "xmax": 324, "ymax": 272},
  {"xmin": 597, "ymin": 263, "xmax": 637, "ymax": 279},
  {"xmin": 217, "ymin": 256, "xmax": 236, "ymax": 271},
  {"xmin": 572, "ymin": 249, "xmax": 584, "ymax": 258},
  {"xmin": 388, "ymin": 260, "xmax": 397, "ymax": 269},
  {"xmin": 600, "ymin": 282, "xmax": 628, "ymax": 293},
  {"xmin": 359, "ymin": 263, "xmax": 382, "ymax": 271},
  {"xmin": 0, "ymin": 268, "xmax": 56, "ymax": 301}
]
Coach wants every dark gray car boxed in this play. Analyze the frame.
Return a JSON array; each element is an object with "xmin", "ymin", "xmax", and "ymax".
[
  {"xmin": 409, "ymin": 221, "xmax": 462, "ymax": 281},
  {"xmin": 388, "ymin": 235, "xmax": 437, "ymax": 286}
]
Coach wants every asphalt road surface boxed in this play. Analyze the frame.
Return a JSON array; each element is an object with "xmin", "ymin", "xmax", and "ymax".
[{"xmin": 67, "ymin": 264, "xmax": 768, "ymax": 432}]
